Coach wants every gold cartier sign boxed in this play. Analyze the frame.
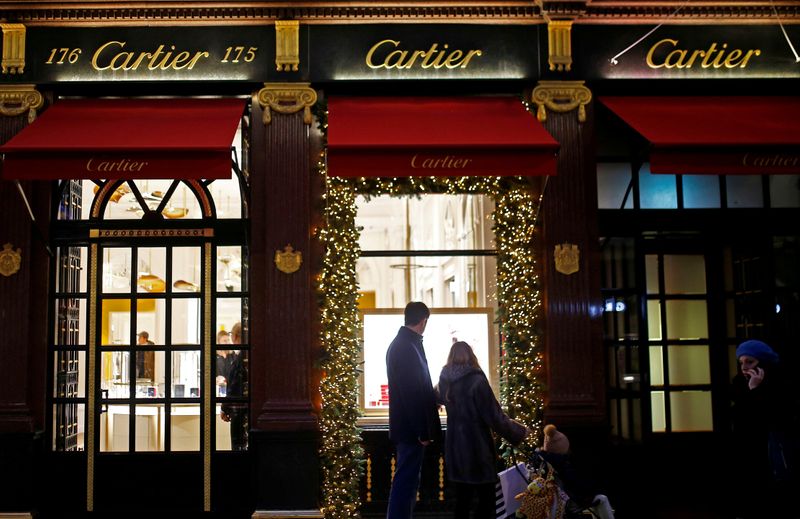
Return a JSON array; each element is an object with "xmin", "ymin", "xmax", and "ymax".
[
  {"xmin": 90, "ymin": 41, "xmax": 211, "ymax": 71},
  {"xmin": 411, "ymin": 154, "xmax": 472, "ymax": 169},
  {"xmin": 646, "ymin": 39, "xmax": 761, "ymax": 69},
  {"xmin": 366, "ymin": 39, "xmax": 483, "ymax": 70},
  {"xmin": 86, "ymin": 157, "xmax": 149, "ymax": 173}
]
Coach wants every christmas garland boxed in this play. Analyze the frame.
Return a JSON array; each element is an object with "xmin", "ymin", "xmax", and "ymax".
[{"xmin": 316, "ymin": 102, "xmax": 544, "ymax": 518}]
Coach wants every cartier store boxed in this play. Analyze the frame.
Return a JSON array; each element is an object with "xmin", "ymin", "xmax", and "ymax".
[{"xmin": 0, "ymin": 4, "xmax": 798, "ymax": 519}]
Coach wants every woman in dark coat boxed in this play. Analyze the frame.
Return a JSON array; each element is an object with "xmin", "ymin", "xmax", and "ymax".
[
  {"xmin": 437, "ymin": 341, "xmax": 528, "ymax": 518},
  {"xmin": 731, "ymin": 339, "xmax": 798, "ymax": 518}
]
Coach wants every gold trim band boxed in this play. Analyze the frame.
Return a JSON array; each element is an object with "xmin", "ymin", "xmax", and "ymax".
[{"xmin": 89, "ymin": 229, "xmax": 214, "ymax": 238}]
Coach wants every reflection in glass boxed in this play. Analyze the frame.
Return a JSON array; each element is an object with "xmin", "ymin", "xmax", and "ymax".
[
  {"xmin": 645, "ymin": 255, "xmax": 659, "ymax": 294},
  {"xmin": 172, "ymin": 351, "xmax": 201, "ymax": 398},
  {"xmin": 646, "ymin": 300, "xmax": 662, "ymax": 340},
  {"xmin": 136, "ymin": 247, "xmax": 167, "ymax": 294},
  {"xmin": 217, "ymin": 246, "xmax": 243, "ymax": 292},
  {"xmin": 54, "ymin": 298, "xmax": 87, "ymax": 346},
  {"xmin": 172, "ymin": 299, "xmax": 201, "ymax": 344},
  {"xmin": 53, "ymin": 403, "xmax": 85, "ymax": 451},
  {"xmin": 665, "ymin": 300, "xmax": 708, "ymax": 339},
  {"xmin": 356, "ymin": 256, "xmax": 497, "ymax": 309},
  {"xmin": 101, "ymin": 248, "xmax": 131, "ymax": 293},
  {"xmin": 100, "ymin": 404, "xmax": 129, "ymax": 452},
  {"xmin": 135, "ymin": 351, "xmax": 164, "ymax": 398},
  {"xmin": 172, "ymin": 247, "xmax": 201, "ymax": 294},
  {"xmin": 727, "ymin": 175, "xmax": 763, "ymax": 208},
  {"xmin": 682, "ymin": 175, "xmax": 720, "ymax": 209},
  {"xmin": 53, "ymin": 350, "xmax": 85, "ymax": 398},
  {"xmin": 55, "ymin": 246, "xmax": 88, "ymax": 293},
  {"xmin": 649, "ymin": 346, "xmax": 664, "ymax": 386},
  {"xmin": 135, "ymin": 405, "xmax": 165, "ymax": 452},
  {"xmin": 667, "ymin": 346, "xmax": 710, "ymax": 385},
  {"xmin": 770, "ymin": 175, "xmax": 800, "ymax": 208},
  {"xmin": 639, "ymin": 164, "xmax": 677, "ymax": 209},
  {"xmin": 216, "ymin": 299, "xmax": 242, "ymax": 340},
  {"xmin": 171, "ymin": 404, "xmax": 200, "ymax": 451},
  {"xmin": 597, "ymin": 163, "xmax": 633, "ymax": 209},
  {"xmin": 356, "ymin": 194, "xmax": 495, "ymax": 251},
  {"xmin": 216, "ymin": 403, "xmax": 248, "ymax": 451},
  {"xmin": 651, "ymin": 391, "xmax": 666, "ymax": 432},
  {"xmin": 670, "ymin": 391, "xmax": 713, "ymax": 431},
  {"xmin": 101, "ymin": 351, "xmax": 130, "ymax": 398},
  {"xmin": 663, "ymin": 255, "xmax": 706, "ymax": 294}
]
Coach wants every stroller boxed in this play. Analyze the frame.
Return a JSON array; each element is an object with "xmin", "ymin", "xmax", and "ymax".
[{"xmin": 507, "ymin": 449, "xmax": 614, "ymax": 519}]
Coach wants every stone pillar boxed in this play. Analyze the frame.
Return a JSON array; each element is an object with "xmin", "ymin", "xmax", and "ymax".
[
  {"xmin": 532, "ymin": 81, "xmax": 606, "ymax": 426},
  {"xmin": 0, "ymin": 85, "xmax": 48, "ymax": 513},
  {"xmin": 249, "ymin": 83, "xmax": 321, "ymax": 511}
]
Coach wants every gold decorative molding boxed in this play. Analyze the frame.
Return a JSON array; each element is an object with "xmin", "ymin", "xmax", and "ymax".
[
  {"xmin": 547, "ymin": 20, "xmax": 573, "ymax": 72},
  {"xmin": 0, "ymin": 85, "xmax": 43, "ymax": 123},
  {"xmin": 554, "ymin": 243, "xmax": 580, "ymax": 275},
  {"xmin": 1, "ymin": 23, "xmax": 26, "ymax": 74},
  {"xmin": 252, "ymin": 512, "xmax": 322, "ymax": 519},
  {"xmin": 0, "ymin": 243, "xmax": 22, "ymax": 277},
  {"xmin": 531, "ymin": 80, "xmax": 592, "ymax": 123},
  {"xmin": 275, "ymin": 20, "xmax": 300, "ymax": 72},
  {"xmin": 256, "ymin": 82, "xmax": 317, "ymax": 126},
  {"xmin": 89, "ymin": 228, "xmax": 213, "ymax": 238},
  {"xmin": 275, "ymin": 244, "xmax": 302, "ymax": 274}
]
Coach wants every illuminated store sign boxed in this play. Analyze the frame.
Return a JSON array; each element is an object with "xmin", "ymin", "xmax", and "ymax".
[{"xmin": 569, "ymin": 26, "xmax": 800, "ymax": 79}]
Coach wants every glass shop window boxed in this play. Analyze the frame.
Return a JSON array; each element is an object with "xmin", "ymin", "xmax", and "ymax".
[{"xmin": 355, "ymin": 194, "xmax": 499, "ymax": 418}]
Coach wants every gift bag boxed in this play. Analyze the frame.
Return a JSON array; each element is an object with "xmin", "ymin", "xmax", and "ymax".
[{"xmin": 496, "ymin": 462, "xmax": 528, "ymax": 519}]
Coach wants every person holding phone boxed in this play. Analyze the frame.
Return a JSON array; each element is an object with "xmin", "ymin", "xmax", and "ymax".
[{"xmin": 731, "ymin": 339, "xmax": 797, "ymax": 518}]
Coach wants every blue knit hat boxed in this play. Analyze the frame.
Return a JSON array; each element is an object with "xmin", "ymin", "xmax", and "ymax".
[{"xmin": 736, "ymin": 340, "xmax": 779, "ymax": 364}]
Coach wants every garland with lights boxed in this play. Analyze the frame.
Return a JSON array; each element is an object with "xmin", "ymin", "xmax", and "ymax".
[{"xmin": 316, "ymin": 102, "xmax": 543, "ymax": 518}]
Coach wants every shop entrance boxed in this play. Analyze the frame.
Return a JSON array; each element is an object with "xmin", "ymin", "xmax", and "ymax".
[{"xmin": 49, "ymin": 168, "xmax": 250, "ymax": 512}]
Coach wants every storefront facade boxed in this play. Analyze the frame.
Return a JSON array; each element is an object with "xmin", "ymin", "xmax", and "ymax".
[{"xmin": 0, "ymin": 2, "xmax": 798, "ymax": 517}]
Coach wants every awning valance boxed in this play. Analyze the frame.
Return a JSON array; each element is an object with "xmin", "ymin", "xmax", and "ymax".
[
  {"xmin": 0, "ymin": 98, "xmax": 245, "ymax": 180},
  {"xmin": 327, "ymin": 97, "xmax": 559, "ymax": 177},
  {"xmin": 600, "ymin": 96, "xmax": 800, "ymax": 175}
]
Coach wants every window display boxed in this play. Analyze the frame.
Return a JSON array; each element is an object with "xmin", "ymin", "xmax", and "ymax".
[{"xmin": 361, "ymin": 308, "xmax": 496, "ymax": 414}]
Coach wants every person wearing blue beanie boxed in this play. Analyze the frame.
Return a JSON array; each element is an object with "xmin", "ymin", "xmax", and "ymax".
[
  {"xmin": 735, "ymin": 339, "xmax": 779, "ymax": 366},
  {"xmin": 730, "ymin": 339, "xmax": 797, "ymax": 518}
]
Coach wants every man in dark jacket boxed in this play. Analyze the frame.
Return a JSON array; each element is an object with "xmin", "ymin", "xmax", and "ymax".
[{"xmin": 386, "ymin": 301, "xmax": 441, "ymax": 519}]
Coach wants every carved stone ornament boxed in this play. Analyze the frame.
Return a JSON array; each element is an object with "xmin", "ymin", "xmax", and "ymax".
[
  {"xmin": 275, "ymin": 20, "xmax": 300, "ymax": 72},
  {"xmin": 1, "ymin": 23, "xmax": 26, "ymax": 74},
  {"xmin": 531, "ymin": 80, "xmax": 592, "ymax": 123},
  {"xmin": 256, "ymin": 82, "xmax": 317, "ymax": 126},
  {"xmin": 0, "ymin": 84, "xmax": 44, "ymax": 123},
  {"xmin": 547, "ymin": 20, "xmax": 573, "ymax": 72},
  {"xmin": 275, "ymin": 244, "xmax": 302, "ymax": 274},
  {"xmin": 0, "ymin": 242, "xmax": 22, "ymax": 277},
  {"xmin": 554, "ymin": 243, "xmax": 579, "ymax": 275}
]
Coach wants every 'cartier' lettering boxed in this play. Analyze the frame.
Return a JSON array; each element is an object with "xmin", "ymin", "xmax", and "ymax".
[
  {"xmin": 366, "ymin": 39, "xmax": 483, "ymax": 70},
  {"xmin": 86, "ymin": 158, "xmax": 149, "ymax": 172},
  {"xmin": 742, "ymin": 153, "xmax": 800, "ymax": 168},
  {"xmin": 92, "ymin": 41, "xmax": 210, "ymax": 71},
  {"xmin": 411, "ymin": 154, "xmax": 473, "ymax": 169},
  {"xmin": 646, "ymin": 39, "xmax": 761, "ymax": 69}
]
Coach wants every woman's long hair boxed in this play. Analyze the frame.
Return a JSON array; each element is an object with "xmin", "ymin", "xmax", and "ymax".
[{"xmin": 446, "ymin": 341, "xmax": 480, "ymax": 369}]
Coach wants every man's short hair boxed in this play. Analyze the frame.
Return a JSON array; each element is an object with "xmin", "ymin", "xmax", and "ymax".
[
  {"xmin": 137, "ymin": 331, "xmax": 149, "ymax": 340},
  {"xmin": 404, "ymin": 302, "xmax": 430, "ymax": 326}
]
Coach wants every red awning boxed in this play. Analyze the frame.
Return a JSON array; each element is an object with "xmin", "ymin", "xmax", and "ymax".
[
  {"xmin": 0, "ymin": 98, "xmax": 244, "ymax": 180},
  {"xmin": 600, "ymin": 96, "xmax": 800, "ymax": 175},
  {"xmin": 327, "ymin": 97, "xmax": 558, "ymax": 177}
]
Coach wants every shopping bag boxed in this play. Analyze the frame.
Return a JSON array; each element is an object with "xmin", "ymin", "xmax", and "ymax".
[{"xmin": 496, "ymin": 462, "xmax": 528, "ymax": 519}]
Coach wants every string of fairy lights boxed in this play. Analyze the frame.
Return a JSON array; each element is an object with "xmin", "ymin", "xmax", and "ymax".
[{"xmin": 315, "ymin": 101, "xmax": 544, "ymax": 518}]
